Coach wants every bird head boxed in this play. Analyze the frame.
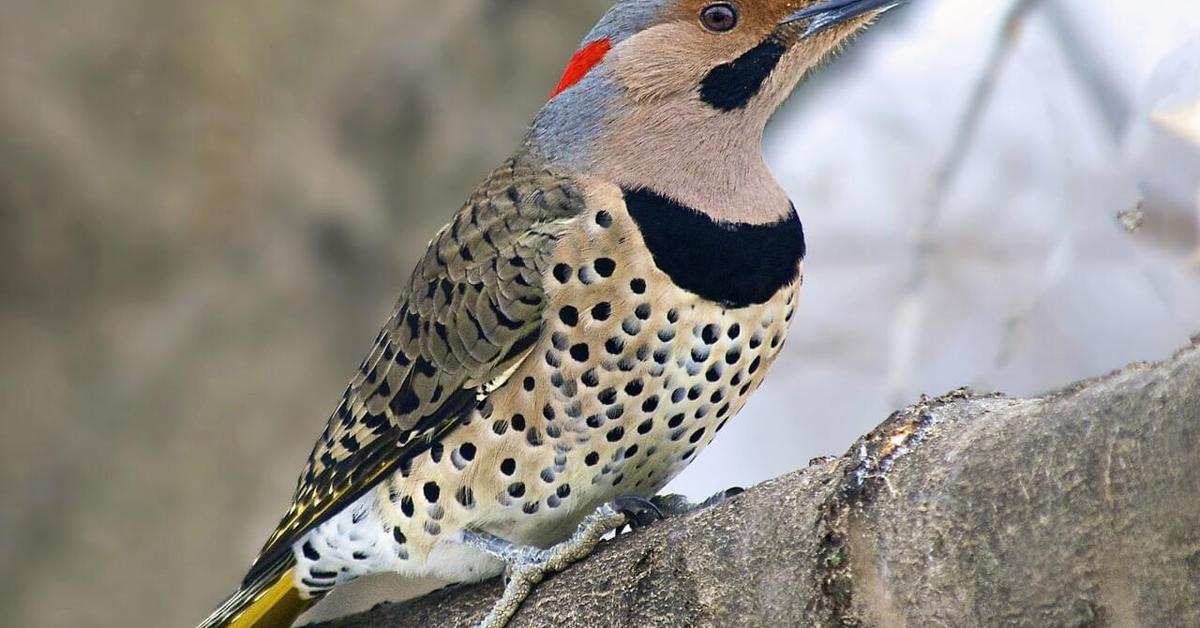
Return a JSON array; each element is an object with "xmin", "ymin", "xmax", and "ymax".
[{"xmin": 528, "ymin": 0, "xmax": 903, "ymax": 222}]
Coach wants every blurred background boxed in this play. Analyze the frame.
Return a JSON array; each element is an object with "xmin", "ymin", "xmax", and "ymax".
[{"xmin": 1, "ymin": 0, "xmax": 1198, "ymax": 626}]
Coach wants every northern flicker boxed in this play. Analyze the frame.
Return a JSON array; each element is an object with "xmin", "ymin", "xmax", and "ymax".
[{"xmin": 199, "ymin": 1, "xmax": 903, "ymax": 626}]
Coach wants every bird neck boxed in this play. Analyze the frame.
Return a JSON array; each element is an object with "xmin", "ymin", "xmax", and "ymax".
[
  {"xmin": 527, "ymin": 81, "xmax": 791, "ymax": 226},
  {"xmin": 600, "ymin": 108, "xmax": 791, "ymax": 226}
]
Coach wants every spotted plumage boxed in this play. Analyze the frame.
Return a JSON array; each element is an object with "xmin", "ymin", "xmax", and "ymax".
[
  {"xmin": 284, "ymin": 175, "xmax": 800, "ymax": 596},
  {"xmin": 199, "ymin": 1, "xmax": 902, "ymax": 627},
  {"xmin": 241, "ymin": 155, "xmax": 585, "ymax": 589}
]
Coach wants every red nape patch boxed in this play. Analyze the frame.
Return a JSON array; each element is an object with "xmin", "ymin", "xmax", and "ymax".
[{"xmin": 549, "ymin": 38, "xmax": 612, "ymax": 100}]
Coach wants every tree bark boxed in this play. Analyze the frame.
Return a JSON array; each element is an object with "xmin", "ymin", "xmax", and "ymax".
[{"xmin": 311, "ymin": 338, "xmax": 1200, "ymax": 628}]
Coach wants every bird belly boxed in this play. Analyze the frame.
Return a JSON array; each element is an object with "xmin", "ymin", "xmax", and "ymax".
[{"xmin": 294, "ymin": 192, "xmax": 801, "ymax": 590}]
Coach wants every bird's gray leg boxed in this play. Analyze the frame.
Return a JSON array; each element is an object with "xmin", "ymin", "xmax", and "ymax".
[
  {"xmin": 651, "ymin": 486, "xmax": 745, "ymax": 516},
  {"xmin": 461, "ymin": 498, "xmax": 647, "ymax": 628}
]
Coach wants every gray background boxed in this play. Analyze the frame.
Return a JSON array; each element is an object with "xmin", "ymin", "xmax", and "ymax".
[{"xmin": 1, "ymin": 1, "xmax": 1197, "ymax": 626}]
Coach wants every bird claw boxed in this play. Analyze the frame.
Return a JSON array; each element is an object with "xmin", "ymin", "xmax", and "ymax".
[
  {"xmin": 701, "ymin": 485, "xmax": 745, "ymax": 508},
  {"xmin": 465, "ymin": 490, "xmax": 743, "ymax": 627},
  {"xmin": 466, "ymin": 501, "xmax": 628, "ymax": 628},
  {"xmin": 611, "ymin": 495, "xmax": 664, "ymax": 532},
  {"xmin": 498, "ymin": 550, "xmax": 542, "ymax": 586},
  {"xmin": 651, "ymin": 486, "xmax": 746, "ymax": 516}
]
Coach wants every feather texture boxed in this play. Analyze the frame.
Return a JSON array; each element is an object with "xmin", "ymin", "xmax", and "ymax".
[{"xmin": 244, "ymin": 153, "xmax": 587, "ymax": 584}]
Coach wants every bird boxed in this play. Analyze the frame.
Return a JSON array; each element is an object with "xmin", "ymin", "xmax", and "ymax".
[{"xmin": 198, "ymin": 1, "xmax": 903, "ymax": 626}]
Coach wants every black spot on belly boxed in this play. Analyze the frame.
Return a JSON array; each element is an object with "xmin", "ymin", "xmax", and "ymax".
[
  {"xmin": 624, "ymin": 188, "xmax": 805, "ymax": 309},
  {"xmin": 594, "ymin": 258, "xmax": 617, "ymax": 277}
]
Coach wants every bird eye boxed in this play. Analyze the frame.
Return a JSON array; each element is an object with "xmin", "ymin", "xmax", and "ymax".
[{"xmin": 700, "ymin": 3, "xmax": 739, "ymax": 33}]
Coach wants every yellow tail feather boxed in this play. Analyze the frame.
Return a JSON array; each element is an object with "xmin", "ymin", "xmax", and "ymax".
[{"xmin": 199, "ymin": 567, "xmax": 317, "ymax": 628}]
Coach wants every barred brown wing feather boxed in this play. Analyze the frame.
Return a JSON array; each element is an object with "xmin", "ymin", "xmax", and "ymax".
[{"xmin": 244, "ymin": 156, "xmax": 585, "ymax": 583}]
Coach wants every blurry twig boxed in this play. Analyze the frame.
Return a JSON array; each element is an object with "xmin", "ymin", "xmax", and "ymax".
[
  {"xmin": 886, "ymin": 0, "xmax": 1043, "ymax": 405},
  {"xmin": 926, "ymin": 0, "xmax": 1043, "ymax": 220},
  {"xmin": 1047, "ymin": 7, "xmax": 1195, "ymax": 316},
  {"xmin": 1041, "ymin": 2, "xmax": 1131, "ymax": 140}
]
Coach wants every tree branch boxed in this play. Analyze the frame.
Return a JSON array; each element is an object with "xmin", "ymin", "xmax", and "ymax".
[{"xmin": 311, "ymin": 338, "xmax": 1200, "ymax": 627}]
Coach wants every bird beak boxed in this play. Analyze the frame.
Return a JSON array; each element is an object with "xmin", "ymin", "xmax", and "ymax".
[{"xmin": 779, "ymin": 0, "xmax": 906, "ymax": 40}]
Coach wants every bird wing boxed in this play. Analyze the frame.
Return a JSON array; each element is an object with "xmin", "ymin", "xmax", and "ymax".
[{"xmin": 245, "ymin": 155, "xmax": 586, "ymax": 582}]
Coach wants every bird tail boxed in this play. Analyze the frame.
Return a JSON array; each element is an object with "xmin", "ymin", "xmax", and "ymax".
[{"xmin": 198, "ymin": 557, "xmax": 318, "ymax": 628}]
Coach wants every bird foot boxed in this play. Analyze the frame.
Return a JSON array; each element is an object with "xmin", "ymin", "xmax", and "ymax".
[
  {"xmin": 461, "ymin": 499, "xmax": 633, "ymax": 628},
  {"xmin": 611, "ymin": 495, "xmax": 664, "ymax": 530},
  {"xmin": 650, "ymin": 486, "xmax": 745, "ymax": 516},
  {"xmin": 461, "ymin": 492, "xmax": 738, "ymax": 627}
]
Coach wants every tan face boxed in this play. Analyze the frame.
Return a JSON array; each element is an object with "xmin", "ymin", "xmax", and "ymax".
[
  {"xmin": 529, "ymin": 0, "xmax": 894, "ymax": 224},
  {"xmin": 571, "ymin": 0, "xmax": 883, "ymax": 224},
  {"xmin": 608, "ymin": 0, "xmax": 874, "ymax": 111}
]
